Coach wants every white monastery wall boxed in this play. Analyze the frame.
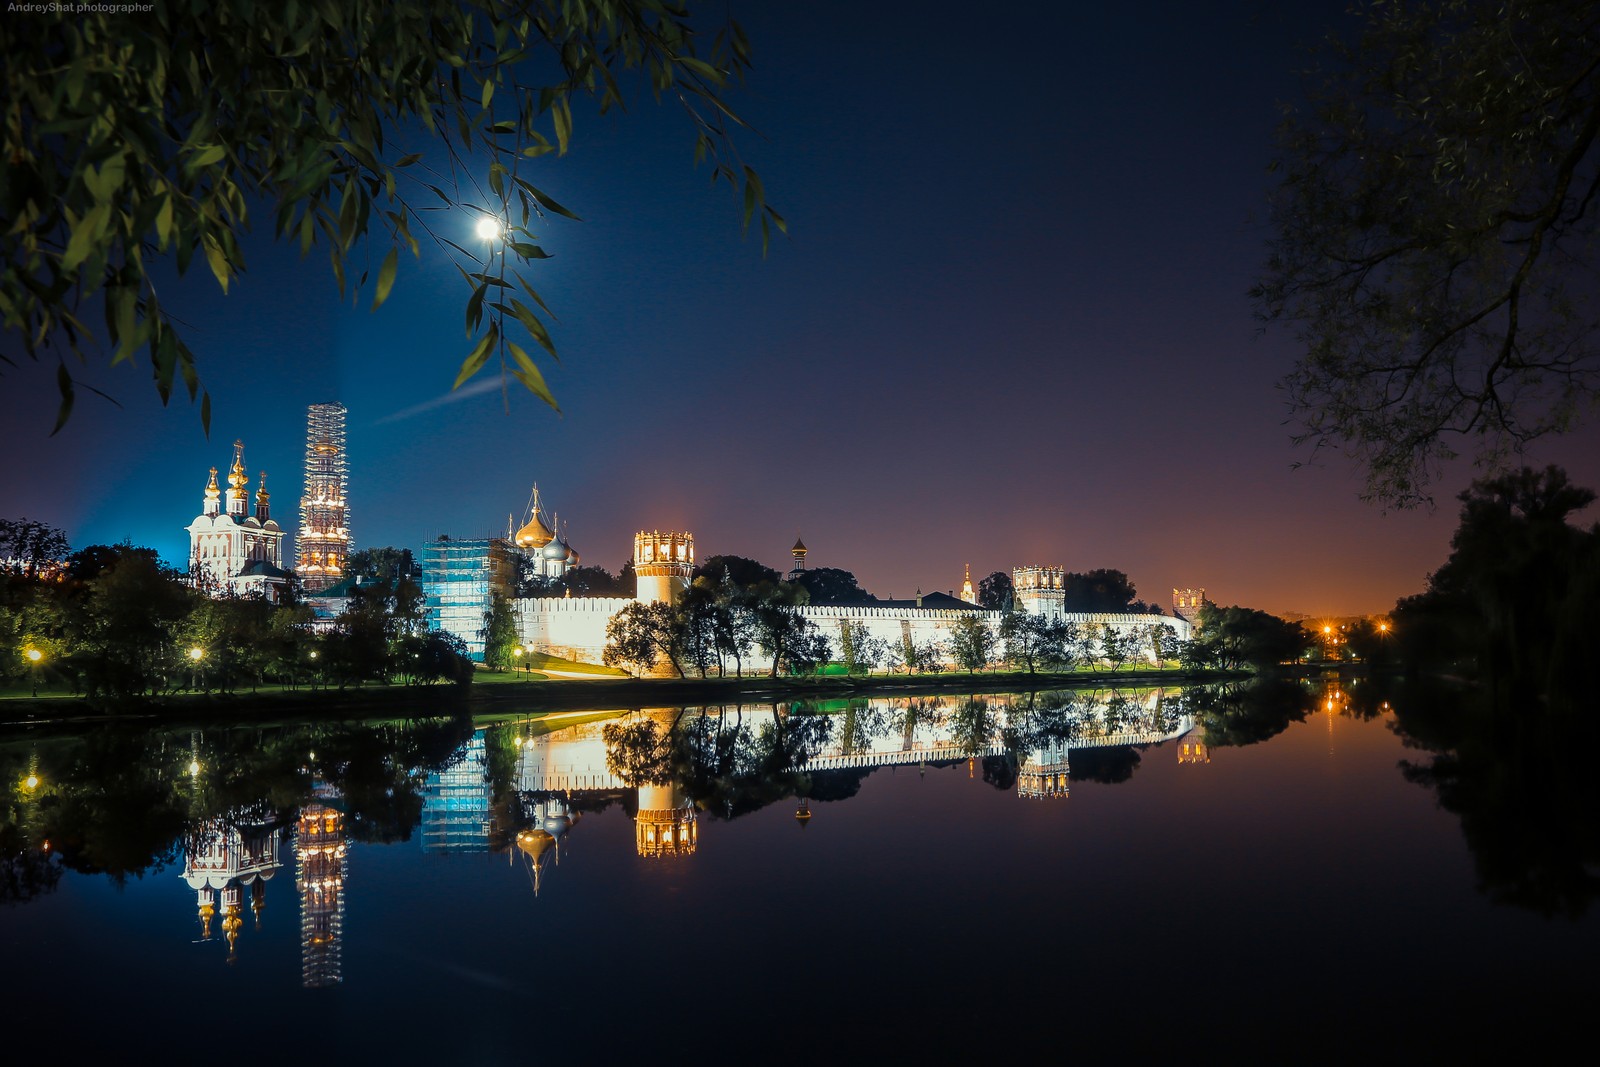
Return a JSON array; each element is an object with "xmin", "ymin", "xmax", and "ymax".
[
  {"xmin": 512, "ymin": 598, "xmax": 1192, "ymax": 669},
  {"xmin": 513, "ymin": 596, "xmax": 634, "ymax": 665}
]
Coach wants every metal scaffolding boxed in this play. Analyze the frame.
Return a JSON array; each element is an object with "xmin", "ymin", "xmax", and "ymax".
[{"xmin": 297, "ymin": 402, "xmax": 349, "ymax": 593}]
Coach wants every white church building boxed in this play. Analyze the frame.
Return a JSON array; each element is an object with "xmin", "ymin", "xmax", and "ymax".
[{"xmin": 185, "ymin": 440, "xmax": 293, "ymax": 601}]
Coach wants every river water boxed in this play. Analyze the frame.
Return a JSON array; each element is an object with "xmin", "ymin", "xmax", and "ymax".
[{"xmin": 2, "ymin": 679, "xmax": 1595, "ymax": 1062}]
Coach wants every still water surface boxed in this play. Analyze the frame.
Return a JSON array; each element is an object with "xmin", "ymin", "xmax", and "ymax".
[{"xmin": 2, "ymin": 681, "xmax": 1595, "ymax": 1062}]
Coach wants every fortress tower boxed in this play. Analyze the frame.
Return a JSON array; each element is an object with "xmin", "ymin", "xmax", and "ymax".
[
  {"xmin": 297, "ymin": 403, "xmax": 349, "ymax": 593},
  {"xmin": 1012, "ymin": 565, "xmax": 1065, "ymax": 620},
  {"xmin": 633, "ymin": 529, "xmax": 694, "ymax": 605},
  {"xmin": 1173, "ymin": 587, "xmax": 1206, "ymax": 626}
]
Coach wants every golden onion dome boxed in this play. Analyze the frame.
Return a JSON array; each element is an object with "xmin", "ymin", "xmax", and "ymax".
[{"xmin": 515, "ymin": 512, "xmax": 555, "ymax": 549}]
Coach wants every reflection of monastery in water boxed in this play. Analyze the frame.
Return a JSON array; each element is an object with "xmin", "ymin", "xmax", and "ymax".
[
  {"xmin": 182, "ymin": 812, "xmax": 283, "ymax": 962},
  {"xmin": 421, "ymin": 730, "xmax": 492, "ymax": 853},
  {"xmin": 296, "ymin": 799, "xmax": 347, "ymax": 988},
  {"xmin": 178, "ymin": 792, "xmax": 349, "ymax": 988},
  {"xmin": 418, "ymin": 693, "xmax": 1201, "ymax": 896}
]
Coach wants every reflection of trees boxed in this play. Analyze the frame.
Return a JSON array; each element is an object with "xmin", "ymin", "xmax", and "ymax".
[
  {"xmin": 1190, "ymin": 679, "xmax": 1311, "ymax": 748},
  {"xmin": 0, "ymin": 715, "xmax": 478, "ymax": 898},
  {"xmin": 601, "ymin": 706, "xmax": 835, "ymax": 820},
  {"xmin": 1392, "ymin": 681, "xmax": 1600, "ymax": 919},
  {"xmin": 1068, "ymin": 748, "xmax": 1141, "ymax": 785},
  {"xmin": 0, "ymin": 818, "xmax": 61, "ymax": 905},
  {"xmin": 948, "ymin": 696, "xmax": 999, "ymax": 757}
]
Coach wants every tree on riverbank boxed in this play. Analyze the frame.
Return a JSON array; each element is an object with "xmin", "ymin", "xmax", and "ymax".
[
  {"xmin": 1188, "ymin": 604, "xmax": 1311, "ymax": 671},
  {"xmin": 1391, "ymin": 466, "xmax": 1599, "ymax": 708},
  {"xmin": 1256, "ymin": 0, "xmax": 1600, "ymax": 506},
  {"xmin": 949, "ymin": 615, "xmax": 995, "ymax": 674},
  {"xmin": 1, "ymin": 527, "xmax": 468, "ymax": 699}
]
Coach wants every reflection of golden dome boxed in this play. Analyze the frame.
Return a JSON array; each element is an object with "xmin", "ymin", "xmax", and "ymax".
[{"xmin": 517, "ymin": 828, "xmax": 555, "ymax": 861}]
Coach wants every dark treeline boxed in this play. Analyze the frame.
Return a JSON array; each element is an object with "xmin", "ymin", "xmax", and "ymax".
[
  {"xmin": 1, "ymin": 530, "xmax": 473, "ymax": 702},
  {"xmin": 1389, "ymin": 466, "xmax": 1598, "ymax": 713}
]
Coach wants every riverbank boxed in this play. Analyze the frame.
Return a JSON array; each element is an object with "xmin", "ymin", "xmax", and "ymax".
[{"xmin": 0, "ymin": 665, "xmax": 1248, "ymax": 733}]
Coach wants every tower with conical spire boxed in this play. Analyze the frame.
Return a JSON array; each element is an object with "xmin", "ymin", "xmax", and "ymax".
[{"xmin": 961, "ymin": 564, "xmax": 976, "ymax": 605}]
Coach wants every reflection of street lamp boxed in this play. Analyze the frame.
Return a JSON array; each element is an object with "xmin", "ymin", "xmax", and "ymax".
[{"xmin": 24, "ymin": 647, "xmax": 43, "ymax": 697}]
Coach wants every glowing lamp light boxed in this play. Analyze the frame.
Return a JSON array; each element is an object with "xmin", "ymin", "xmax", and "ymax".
[
  {"xmin": 24, "ymin": 774, "xmax": 40, "ymax": 790},
  {"xmin": 25, "ymin": 648, "xmax": 42, "ymax": 663},
  {"xmin": 188, "ymin": 646, "xmax": 205, "ymax": 662},
  {"xmin": 475, "ymin": 217, "xmax": 501, "ymax": 242},
  {"xmin": 188, "ymin": 759, "xmax": 201, "ymax": 776}
]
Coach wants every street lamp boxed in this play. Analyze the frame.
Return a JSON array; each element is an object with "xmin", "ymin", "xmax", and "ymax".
[
  {"xmin": 24, "ymin": 647, "xmax": 42, "ymax": 697},
  {"xmin": 513, "ymin": 646, "xmax": 525, "ymax": 675},
  {"xmin": 188, "ymin": 646, "xmax": 205, "ymax": 691}
]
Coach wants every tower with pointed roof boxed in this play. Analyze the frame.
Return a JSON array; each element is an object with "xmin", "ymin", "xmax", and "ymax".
[
  {"xmin": 961, "ymin": 564, "xmax": 976, "ymax": 605},
  {"xmin": 186, "ymin": 440, "xmax": 290, "ymax": 601}
]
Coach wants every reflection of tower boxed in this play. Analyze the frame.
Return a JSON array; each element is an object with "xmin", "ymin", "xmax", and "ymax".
[
  {"xmin": 633, "ymin": 530, "xmax": 694, "ymax": 606},
  {"xmin": 1172, "ymin": 588, "xmax": 1205, "ymax": 626},
  {"xmin": 1178, "ymin": 735, "xmax": 1210, "ymax": 764},
  {"xmin": 1017, "ymin": 741, "xmax": 1071, "ymax": 799},
  {"xmin": 295, "ymin": 803, "xmax": 347, "ymax": 988},
  {"xmin": 297, "ymin": 402, "xmax": 350, "ymax": 593},
  {"xmin": 634, "ymin": 783, "xmax": 697, "ymax": 857},
  {"xmin": 1012, "ymin": 566, "xmax": 1065, "ymax": 621},
  {"xmin": 961, "ymin": 564, "xmax": 976, "ymax": 605},
  {"xmin": 182, "ymin": 814, "xmax": 283, "ymax": 963}
]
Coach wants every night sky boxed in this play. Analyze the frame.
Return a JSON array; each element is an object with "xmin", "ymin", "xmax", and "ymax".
[{"xmin": 3, "ymin": 0, "xmax": 1597, "ymax": 615}]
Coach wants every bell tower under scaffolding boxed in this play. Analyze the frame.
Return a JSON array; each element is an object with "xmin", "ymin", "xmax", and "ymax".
[{"xmin": 297, "ymin": 402, "xmax": 350, "ymax": 593}]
